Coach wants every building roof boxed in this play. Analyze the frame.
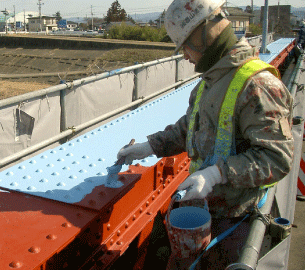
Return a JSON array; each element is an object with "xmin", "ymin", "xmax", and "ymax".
[
  {"xmin": 6, "ymin": 11, "xmax": 40, "ymax": 23},
  {"xmin": 225, "ymin": 7, "xmax": 254, "ymax": 17},
  {"xmin": 28, "ymin": 15, "xmax": 56, "ymax": 19}
]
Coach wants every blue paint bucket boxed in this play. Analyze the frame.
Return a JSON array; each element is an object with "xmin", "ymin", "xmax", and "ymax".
[
  {"xmin": 270, "ymin": 217, "xmax": 292, "ymax": 240},
  {"xmin": 166, "ymin": 199, "xmax": 211, "ymax": 259}
]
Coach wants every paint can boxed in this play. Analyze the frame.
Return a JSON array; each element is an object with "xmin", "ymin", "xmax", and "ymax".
[
  {"xmin": 270, "ymin": 217, "xmax": 291, "ymax": 240},
  {"xmin": 165, "ymin": 197, "xmax": 211, "ymax": 260}
]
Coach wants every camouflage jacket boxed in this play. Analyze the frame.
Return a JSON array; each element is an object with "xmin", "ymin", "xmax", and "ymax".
[{"xmin": 147, "ymin": 38, "xmax": 294, "ymax": 218}]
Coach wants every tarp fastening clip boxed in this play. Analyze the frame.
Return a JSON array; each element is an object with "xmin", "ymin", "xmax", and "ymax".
[{"xmin": 252, "ymin": 206, "xmax": 270, "ymax": 226}]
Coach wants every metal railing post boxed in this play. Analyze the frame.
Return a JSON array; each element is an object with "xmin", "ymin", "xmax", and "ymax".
[
  {"xmin": 59, "ymin": 88, "xmax": 67, "ymax": 143},
  {"xmin": 133, "ymin": 63, "xmax": 140, "ymax": 102},
  {"xmin": 175, "ymin": 57, "xmax": 180, "ymax": 83}
]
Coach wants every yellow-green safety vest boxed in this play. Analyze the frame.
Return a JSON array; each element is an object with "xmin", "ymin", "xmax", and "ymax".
[{"xmin": 187, "ymin": 59, "xmax": 280, "ymax": 189}]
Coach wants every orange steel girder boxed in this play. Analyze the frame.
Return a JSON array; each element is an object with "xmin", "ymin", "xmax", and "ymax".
[
  {"xmin": 0, "ymin": 153, "xmax": 190, "ymax": 270},
  {"xmin": 270, "ymin": 39, "xmax": 296, "ymax": 68}
]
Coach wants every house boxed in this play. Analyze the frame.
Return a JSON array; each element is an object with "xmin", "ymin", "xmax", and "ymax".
[
  {"xmin": 261, "ymin": 5, "xmax": 292, "ymax": 35},
  {"xmin": 6, "ymin": 11, "xmax": 39, "ymax": 31},
  {"xmin": 225, "ymin": 7, "xmax": 254, "ymax": 34},
  {"xmin": 252, "ymin": 10, "xmax": 261, "ymax": 25},
  {"xmin": 136, "ymin": 22, "xmax": 151, "ymax": 27},
  {"xmin": 28, "ymin": 15, "xmax": 57, "ymax": 33},
  {"xmin": 67, "ymin": 21, "xmax": 78, "ymax": 30}
]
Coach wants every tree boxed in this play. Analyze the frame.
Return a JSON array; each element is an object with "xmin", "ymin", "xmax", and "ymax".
[
  {"xmin": 79, "ymin": 22, "xmax": 89, "ymax": 31},
  {"xmin": 105, "ymin": 0, "xmax": 128, "ymax": 23},
  {"xmin": 54, "ymin": 11, "xmax": 62, "ymax": 22},
  {"xmin": 249, "ymin": 23, "xmax": 262, "ymax": 35},
  {"xmin": 127, "ymin": 15, "xmax": 135, "ymax": 24},
  {"xmin": 245, "ymin": 5, "xmax": 252, "ymax": 13}
]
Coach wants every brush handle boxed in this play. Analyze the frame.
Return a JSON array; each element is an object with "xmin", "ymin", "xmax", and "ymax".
[{"xmin": 115, "ymin": 139, "xmax": 135, "ymax": 166}]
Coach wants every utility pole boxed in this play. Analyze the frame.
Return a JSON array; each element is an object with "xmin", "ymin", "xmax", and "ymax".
[
  {"xmin": 91, "ymin": 5, "xmax": 94, "ymax": 31},
  {"xmin": 277, "ymin": 0, "xmax": 280, "ymax": 22},
  {"xmin": 1, "ymin": 8, "xmax": 9, "ymax": 34},
  {"xmin": 13, "ymin": 5, "xmax": 16, "ymax": 33},
  {"xmin": 24, "ymin": 9, "xmax": 26, "ymax": 32},
  {"xmin": 250, "ymin": 0, "xmax": 254, "ymax": 24},
  {"xmin": 260, "ymin": 0, "xmax": 270, "ymax": 54},
  {"xmin": 38, "ymin": 0, "xmax": 44, "ymax": 32}
]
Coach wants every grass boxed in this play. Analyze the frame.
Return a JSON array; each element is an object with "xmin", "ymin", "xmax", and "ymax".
[
  {"xmin": 0, "ymin": 81, "xmax": 52, "ymax": 100},
  {"xmin": 96, "ymin": 48, "xmax": 174, "ymax": 64}
]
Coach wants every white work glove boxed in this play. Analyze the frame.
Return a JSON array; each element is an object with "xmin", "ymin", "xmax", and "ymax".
[
  {"xmin": 117, "ymin": 141, "xmax": 154, "ymax": 165},
  {"xmin": 177, "ymin": 165, "xmax": 226, "ymax": 201}
]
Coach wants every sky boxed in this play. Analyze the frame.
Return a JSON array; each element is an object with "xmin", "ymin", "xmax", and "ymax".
[{"xmin": 1, "ymin": 0, "xmax": 305, "ymax": 18}]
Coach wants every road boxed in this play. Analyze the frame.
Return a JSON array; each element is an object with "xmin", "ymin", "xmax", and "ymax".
[{"xmin": 288, "ymin": 198, "xmax": 305, "ymax": 270}]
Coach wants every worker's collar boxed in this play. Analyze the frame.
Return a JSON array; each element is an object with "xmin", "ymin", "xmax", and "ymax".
[{"xmin": 195, "ymin": 23, "xmax": 237, "ymax": 73}]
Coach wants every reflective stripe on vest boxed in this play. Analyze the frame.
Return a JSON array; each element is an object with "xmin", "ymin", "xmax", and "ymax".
[
  {"xmin": 188, "ymin": 59, "xmax": 280, "ymax": 186},
  {"xmin": 186, "ymin": 81, "xmax": 206, "ymax": 158}
]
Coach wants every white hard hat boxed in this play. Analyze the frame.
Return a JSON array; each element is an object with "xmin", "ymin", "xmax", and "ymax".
[{"xmin": 165, "ymin": 0, "xmax": 226, "ymax": 53}]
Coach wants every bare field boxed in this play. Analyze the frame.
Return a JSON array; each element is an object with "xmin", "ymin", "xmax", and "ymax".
[
  {"xmin": 0, "ymin": 81, "xmax": 52, "ymax": 100},
  {"xmin": 0, "ymin": 47, "xmax": 174, "ymax": 100}
]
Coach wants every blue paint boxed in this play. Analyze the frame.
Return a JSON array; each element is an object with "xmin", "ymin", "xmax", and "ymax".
[
  {"xmin": 169, "ymin": 206, "xmax": 210, "ymax": 229},
  {"xmin": 274, "ymin": 217, "xmax": 290, "ymax": 226},
  {"xmin": 175, "ymin": 189, "xmax": 187, "ymax": 201},
  {"xmin": 105, "ymin": 164, "xmax": 124, "ymax": 188},
  {"xmin": 259, "ymin": 38, "xmax": 295, "ymax": 64}
]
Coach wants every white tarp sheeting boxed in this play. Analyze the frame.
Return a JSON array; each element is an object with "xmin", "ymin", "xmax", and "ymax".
[
  {"xmin": 0, "ymin": 92, "xmax": 60, "ymax": 160},
  {"xmin": 136, "ymin": 60, "xmax": 176, "ymax": 98},
  {"xmin": 64, "ymin": 72, "xmax": 135, "ymax": 127}
]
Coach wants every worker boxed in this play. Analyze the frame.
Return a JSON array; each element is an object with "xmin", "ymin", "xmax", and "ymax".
[
  {"xmin": 293, "ymin": 20, "xmax": 305, "ymax": 63},
  {"xmin": 298, "ymin": 20, "xmax": 305, "ymax": 49},
  {"xmin": 117, "ymin": 0, "xmax": 294, "ymax": 269}
]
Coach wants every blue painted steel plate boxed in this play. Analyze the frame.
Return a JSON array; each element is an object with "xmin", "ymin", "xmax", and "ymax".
[
  {"xmin": 0, "ymin": 80, "xmax": 200, "ymax": 203},
  {"xmin": 259, "ymin": 38, "xmax": 295, "ymax": 64}
]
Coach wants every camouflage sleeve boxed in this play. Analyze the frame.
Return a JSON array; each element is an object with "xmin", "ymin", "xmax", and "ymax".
[
  {"xmin": 147, "ymin": 115, "xmax": 189, "ymax": 157},
  {"xmin": 220, "ymin": 71, "xmax": 294, "ymax": 188},
  {"xmin": 147, "ymin": 81, "xmax": 201, "ymax": 158}
]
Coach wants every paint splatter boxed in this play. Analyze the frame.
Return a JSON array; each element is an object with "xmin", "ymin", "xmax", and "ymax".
[
  {"xmin": 184, "ymin": 0, "xmax": 195, "ymax": 11},
  {"xmin": 269, "ymin": 87, "xmax": 284, "ymax": 99},
  {"xmin": 266, "ymin": 110, "xmax": 279, "ymax": 118}
]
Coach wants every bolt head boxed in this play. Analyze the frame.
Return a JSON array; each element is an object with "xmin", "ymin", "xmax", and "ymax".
[
  {"xmin": 28, "ymin": 246, "xmax": 41, "ymax": 253},
  {"xmin": 9, "ymin": 261, "xmax": 23, "ymax": 269}
]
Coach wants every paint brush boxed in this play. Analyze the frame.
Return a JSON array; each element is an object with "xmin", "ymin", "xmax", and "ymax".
[{"xmin": 105, "ymin": 139, "xmax": 135, "ymax": 188}]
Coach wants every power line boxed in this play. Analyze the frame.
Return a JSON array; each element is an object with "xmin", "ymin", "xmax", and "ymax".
[{"xmin": 61, "ymin": 3, "xmax": 169, "ymax": 17}]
